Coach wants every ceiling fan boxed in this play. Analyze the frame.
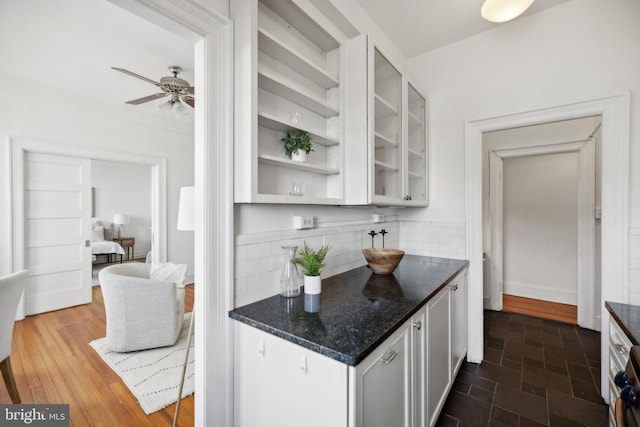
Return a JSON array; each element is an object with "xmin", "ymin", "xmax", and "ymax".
[{"xmin": 111, "ymin": 65, "xmax": 194, "ymax": 115}]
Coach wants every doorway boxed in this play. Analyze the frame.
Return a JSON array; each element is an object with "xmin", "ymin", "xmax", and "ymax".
[
  {"xmin": 465, "ymin": 92, "xmax": 630, "ymax": 403},
  {"xmin": 483, "ymin": 118, "xmax": 599, "ymax": 329},
  {"xmin": 11, "ymin": 137, "xmax": 168, "ymax": 317}
]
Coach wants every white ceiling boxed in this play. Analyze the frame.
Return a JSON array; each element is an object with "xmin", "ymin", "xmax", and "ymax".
[
  {"xmin": 0, "ymin": 0, "xmax": 194, "ymax": 120},
  {"xmin": 0, "ymin": 0, "xmax": 574, "ymax": 119},
  {"xmin": 354, "ymin": 0, "xmax": 574, "ymax": 57}
]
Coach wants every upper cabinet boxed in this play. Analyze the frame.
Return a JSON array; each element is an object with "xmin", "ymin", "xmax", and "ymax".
[
  {"xmin": 405, "ymin": 83, "xmax": 428, "ymax": 206},
  {"xmin": 233, "ymin": 1, "xmax": 428, "ymax": 206},
  {"xmin": 372, "ymin": 48, "xmax": 404, "ymax": 204},
  {"xmin": 233, "ymin": 0, "xmax": 347, "ymax": 204},
  {"xmin": 345, "ymin": 37, "xmax": 429, "ymax": 207}
]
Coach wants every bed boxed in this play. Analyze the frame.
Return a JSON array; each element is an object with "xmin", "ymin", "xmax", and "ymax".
[{"xmin": 92, "ymin": 222, "xmax": 126, "ymax": 264}]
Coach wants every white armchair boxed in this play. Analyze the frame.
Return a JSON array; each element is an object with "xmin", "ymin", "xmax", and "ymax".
[{"xmin": 99, "ymin": 263, "xmax": 185, "ymax": 352}]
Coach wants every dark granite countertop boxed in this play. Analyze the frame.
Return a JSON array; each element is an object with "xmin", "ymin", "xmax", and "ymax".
[
  {"xmin": 229, "ymin": 255, "xmax": 468, "ymax": 366},
  {"xmin": 605, "ymin": 301, "xmax": 640, "ymax": 344}
]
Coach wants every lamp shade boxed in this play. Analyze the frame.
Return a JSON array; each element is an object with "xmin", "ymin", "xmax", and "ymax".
[
  {"xmin": 113, "ymin": 214, "xmax": 129, "ymax": 225},
  {"xmin": 177, "ymin": 186, "xmax": 195, "ymax": 231},
  {"xmin": 481, "ymin": 0, "xmax": 535, "ymax": 23}
]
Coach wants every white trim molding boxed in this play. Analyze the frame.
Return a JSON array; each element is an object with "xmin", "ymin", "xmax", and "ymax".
[
  {"xmin": 107, "ymin": 1, "xmax": 234, "ymax": 426},
  {"xmin": 465, "ymin": 92, "xmax": 630, "ymax": 404}
]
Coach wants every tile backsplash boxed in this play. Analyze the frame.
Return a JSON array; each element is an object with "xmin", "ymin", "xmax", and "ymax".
[
  {"xmin": 398, "ymin": 220, "xmax": 466, "ymax": 260},
  {"xmin": 234, "ymin": 219, "xmax": 468, "ymax": 307},
  {"xmin": 235, "ymin": 223, "xmax": 399, "ymax": 307}
]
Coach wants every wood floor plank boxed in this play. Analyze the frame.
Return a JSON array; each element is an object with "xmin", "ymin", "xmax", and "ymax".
[
  {"xmin": 3, "ymin": 284, "xmax": 195, "ymax": 426},
  {"xmin": 502, "ymin": 293, "xmax": 577, "ymax": 324}
]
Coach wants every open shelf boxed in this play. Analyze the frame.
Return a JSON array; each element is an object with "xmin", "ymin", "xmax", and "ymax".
[
  {"xmin": 259, "ymin": 71, "xmax": 339, "ymax": 118},
  {"xmin": 258, "ymin": 112, "xmax": 339, "ymax": 146},
  {"xmin": 374, "ymin": 131, "xmax": 398, "ymax": 148},
  {"xmin": 258, "ymin": 29, "xmax": 339, "ymax": 89},
  {"xmin": 258, "ymin": 154, "xmax": 340, "ymax": 175},
  {"xmin": 261, "ymin": 0, "xmax": 340, "ymax": 53},
  {"xmin": 374, "ymin": 160, "xmax": 399, "ymax": 172}
]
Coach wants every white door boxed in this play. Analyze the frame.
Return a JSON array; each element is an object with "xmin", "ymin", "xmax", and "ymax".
[
  {"xmin": 24, "ymin": 152, "xmax": 92, "ymax": 315},
  {"xmin": 488, "ymin": 151, "xmax": 503, "ymax": 311}
]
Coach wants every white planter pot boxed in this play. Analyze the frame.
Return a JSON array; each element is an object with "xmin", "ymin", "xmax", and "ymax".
[
  {"xmin": 291, "ymin": 151, "xmax": 307, "ymax": 162},
  {"xmin": 304, "ymin": 275, "xmax": 321, "ymax": 295}
]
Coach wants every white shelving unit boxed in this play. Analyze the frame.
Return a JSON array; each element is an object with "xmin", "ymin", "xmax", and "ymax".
[
  {"xmin": 405, "ymin": 83, "xmax": 428, "ymax": 205},
  {"xmin": 343, "ymin": 36, "xmax": 428, "ymax": 207},
  {"xmin": 233, "ymin": 0, "xmax": 346, "ymax": 204},
  {"xmin": 371, "ymin": 47, "xmax": 403, "ymax": 205}
]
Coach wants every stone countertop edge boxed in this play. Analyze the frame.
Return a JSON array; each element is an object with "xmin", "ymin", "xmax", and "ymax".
[
  {"xmin": 605, "ymin": 301, "xmax": 640, "ymax": 345},
  {"xmin": 230, "ymin": 256, "xmax": 469, "ymax": 366}
]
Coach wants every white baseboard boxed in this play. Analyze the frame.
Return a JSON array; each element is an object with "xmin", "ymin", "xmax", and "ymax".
[{"xmin": 503, "ymin": 281, "xmax": 576, "ymax": 305}]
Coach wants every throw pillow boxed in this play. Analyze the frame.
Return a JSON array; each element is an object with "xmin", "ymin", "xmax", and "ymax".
[
  {"xmin": 150, "ymin": 262, "xmax": 187, "ymax": 287},
  {"xmin": 91, "ymin": 226, "xmax": 106, "ymax": 242}
]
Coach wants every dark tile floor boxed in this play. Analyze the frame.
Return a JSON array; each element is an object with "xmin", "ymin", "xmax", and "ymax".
[{"xmin": 436, "ymin": 310, "xmax": 608, "ymax": 427}]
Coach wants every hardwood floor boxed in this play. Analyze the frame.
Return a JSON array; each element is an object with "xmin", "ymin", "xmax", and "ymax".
[
  {"xmin": 503, "ymin": 293, "xmax": 577, "ymax": 324},
  {"xmin": 0, "ymin": 284, "xmax": 195, "ymax": 427}
]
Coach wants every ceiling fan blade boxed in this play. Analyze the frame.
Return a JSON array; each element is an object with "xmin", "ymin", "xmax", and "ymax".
[
  {"xmin": 187, "ymin": 86, "xmax": 195, "ymax": 95},
  {"xmin": 125, "ymin": 93, "xmax": 167, "ymax": 105},
  {"xmin": 182, "ymin": 96, "xmax": 194, "ymax": 108},
  {"xmin": 111, "ymin": 67, "xmax": 161, "ymax": 87}
]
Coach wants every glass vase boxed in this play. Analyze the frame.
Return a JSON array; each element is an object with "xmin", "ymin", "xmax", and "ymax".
[{"xmin": 280, "ymin": 246, "xmax": 301, "ymax": 298}]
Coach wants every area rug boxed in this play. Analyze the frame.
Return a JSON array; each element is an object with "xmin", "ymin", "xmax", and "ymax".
[{"xmin": 89, "ymin": 313, "xmax": 194, "ymax": 414}]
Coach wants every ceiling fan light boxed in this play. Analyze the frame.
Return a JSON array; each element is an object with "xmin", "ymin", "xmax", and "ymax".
[
  {"xmin": 172, "ymin": 100, "xmax": 189, "ymax": 117},
  {"xmin": 481, "ymin": 0, "xmax": 535, "ymax": 23},
  {"xmin": 159, "ymin": 99, "xmax": 173, "ymax": 114}
]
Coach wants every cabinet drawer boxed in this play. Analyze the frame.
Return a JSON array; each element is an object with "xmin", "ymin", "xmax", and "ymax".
[{"xmin": 609, "ymin": 319, "xmax": 631, "ymax": 372}]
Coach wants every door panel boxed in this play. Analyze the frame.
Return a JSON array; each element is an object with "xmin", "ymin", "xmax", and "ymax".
[{"xmin": 24, "ymin": 152, "xmax": 92, "ymax": 315}]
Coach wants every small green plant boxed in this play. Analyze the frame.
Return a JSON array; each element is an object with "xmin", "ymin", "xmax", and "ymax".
[
  {"xmin": 295, "ymin": 242, "xmax": 330, "ymax": 277},
  {"xmin": 282, "ymin": 129, "xmax": 313, "ymax": 157}
]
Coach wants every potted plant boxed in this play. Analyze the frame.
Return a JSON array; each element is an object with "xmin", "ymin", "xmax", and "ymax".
[
  {"xmin": 295, "ymin": 242, "xmax": 330, "ymax": 295},
  {"xmin": 282, "ymin": 129, "xmax": 313, "ymax": 162}
]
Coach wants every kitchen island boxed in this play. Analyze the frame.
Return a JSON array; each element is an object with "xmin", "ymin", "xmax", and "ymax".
[{"xmin": 230, "ymin": 255, "xmax": 468, "ymax": 427}]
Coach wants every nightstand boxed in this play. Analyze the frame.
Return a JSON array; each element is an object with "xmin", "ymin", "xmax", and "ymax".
[{"xmin": 113, "ymin": 237, "xmax": 135, "ymax": 261}]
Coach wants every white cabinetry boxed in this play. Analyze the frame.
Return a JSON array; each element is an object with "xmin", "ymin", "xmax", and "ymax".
[
  {"xmin": 608, "ymin": 317, "xmax": 631, "ymax": 426},
  {"xmin": 234, "ymin": 271, "xmax": 467, "ymax": 427},
  {"xmin": 352, "ymin": 321, "xmax": 412, "ymax": 427},
  {"xmin": 344, "ymin": 37, "xmax": 429, "ymax": 206},
  {"xmin": 405, "ymin": 83, "xmax": 428, "ymax": 205},
  {"xmin": 451, "ymin": 271, "xmax": 468, "ymax": 376},
  {"xmin": 427, "ymin": 285, "xmax": 452, "ymax": 426},
  {"xmin": 234, "ymin": 322, "xmax": 348, "ymax": 427},
  {"xmin": 233, "ymin": 0, "xmax": 348, "ymax": 204}
]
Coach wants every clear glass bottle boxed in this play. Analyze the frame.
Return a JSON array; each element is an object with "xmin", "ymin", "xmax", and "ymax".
[{"xmin": 280, "ymin": 246, "xmax": 301, "ymax": 297}]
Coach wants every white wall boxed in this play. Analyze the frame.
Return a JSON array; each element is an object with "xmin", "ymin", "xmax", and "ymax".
[
  {"xmin": 92, "ymin": 159, "xmax": 152, "ymax": 258},
  {"xmin": 407, "ymin": 0, "xmax": 640, "ymax": 227},
  {"xmin": 503, "ymin": 153, "xmax": 578, "ymax": 304},
  {"xmin": 0, "ymin": 77, "xmax": 195, "ymax": 277}
]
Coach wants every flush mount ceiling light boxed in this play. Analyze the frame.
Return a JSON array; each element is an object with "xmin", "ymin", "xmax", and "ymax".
[{"xmin": 481, "ymin": 0, "xmax": 535, "ymax": 23}]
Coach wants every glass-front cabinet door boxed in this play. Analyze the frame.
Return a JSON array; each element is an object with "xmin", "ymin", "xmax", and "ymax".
[
  {"xmin": 372, "ymin": 48, "xmax": 403, "ymax": 204},
  {"xmin": 405, "ymin": 83, "xmax": 428, "ymax": 205}
]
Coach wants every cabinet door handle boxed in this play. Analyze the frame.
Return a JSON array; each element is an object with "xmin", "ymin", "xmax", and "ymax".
[
  {"xmin": 381, "ymin": 350, "xmax": 398, "ymax": 365},
  {"xmin": 615, "ymin": 342, "xmax": 629, "ymax": 355},
  {"xmin": 450, "ymin": 283, "xmax": 458, "ymax": 291},
  {"xmin": 412, "ymin": 321, "xmax": 422, "ymax": 330}
]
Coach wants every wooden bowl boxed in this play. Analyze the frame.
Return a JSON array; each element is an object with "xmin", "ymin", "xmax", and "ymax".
[{"xmin": 362, "ymin": 248, "xmax": 405, "ymax": 275}]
